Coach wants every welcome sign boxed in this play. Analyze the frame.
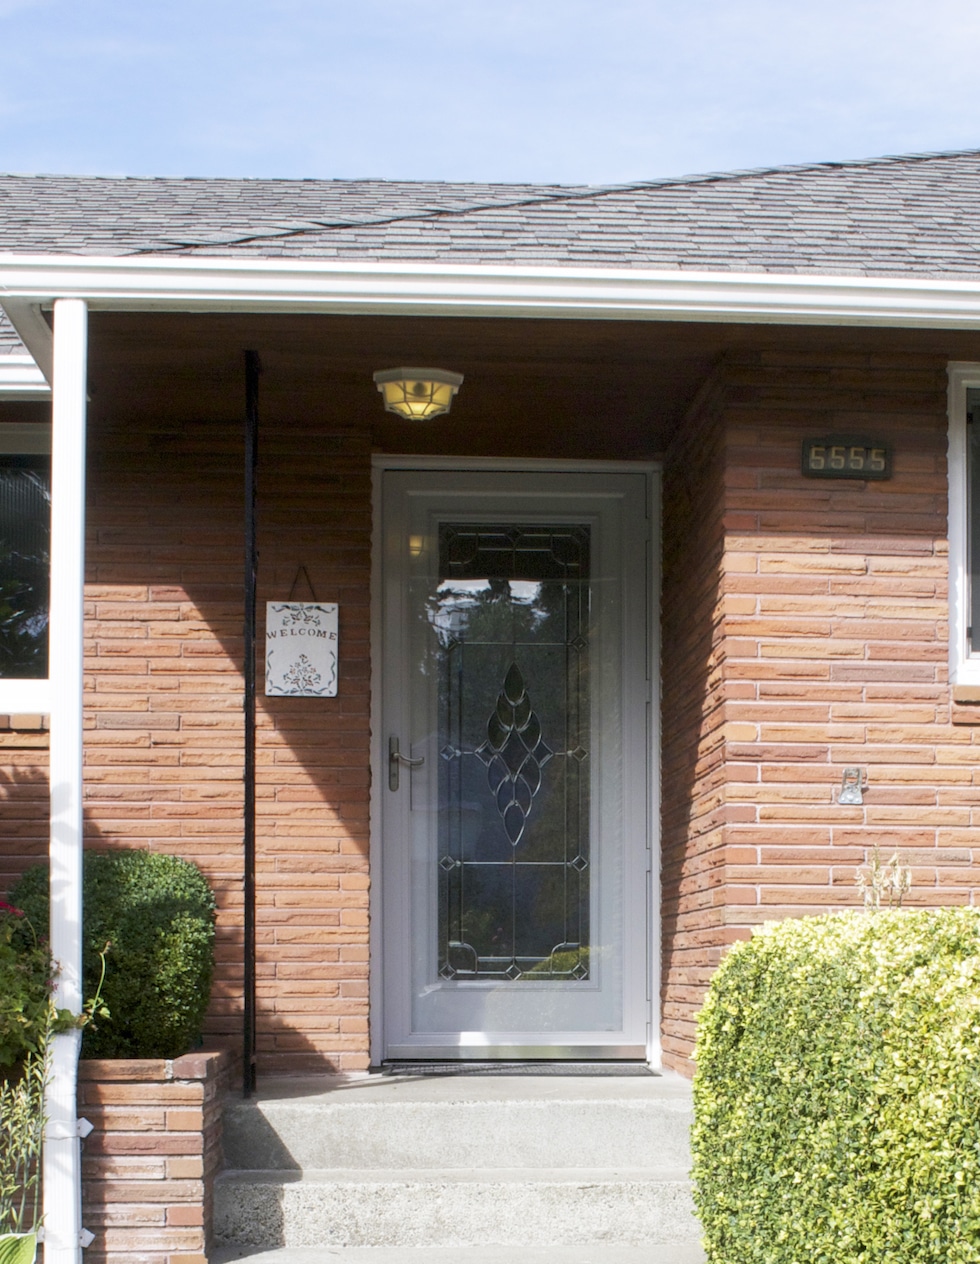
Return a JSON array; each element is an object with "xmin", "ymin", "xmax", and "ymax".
[{"xmin": 265, "ymin": 602, "xmax": 339, "ymax": 697}]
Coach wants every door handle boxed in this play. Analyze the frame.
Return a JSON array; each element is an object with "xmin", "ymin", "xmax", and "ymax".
[{"xmin": 389, "ymin": 735, "xmax": 424, "ymax": 791}]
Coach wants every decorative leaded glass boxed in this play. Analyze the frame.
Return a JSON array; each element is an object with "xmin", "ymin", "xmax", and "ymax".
[{"xmin": 433, "ymin": 523, "xmax": 590, "ymax": 981}]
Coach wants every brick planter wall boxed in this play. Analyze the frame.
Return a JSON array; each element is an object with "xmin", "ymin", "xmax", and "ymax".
[{"xmin": 78, "ymin": 1051, "xmax": 230, "ymax": 1264}]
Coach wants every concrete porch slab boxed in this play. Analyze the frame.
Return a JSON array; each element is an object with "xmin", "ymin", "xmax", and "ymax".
[{"xmin": 241, "ymin": 1069, "xmax": 695, "ymax": 1103}]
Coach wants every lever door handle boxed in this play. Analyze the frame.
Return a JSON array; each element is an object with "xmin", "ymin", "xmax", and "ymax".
[{"xmin": 389, "ymin": 735, "xmax": 424, "ymax": 791}]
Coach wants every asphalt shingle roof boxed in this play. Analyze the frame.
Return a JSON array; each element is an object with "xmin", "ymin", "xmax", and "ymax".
[
  {"xmin": 3, "ymin": 149, "xmax": 980, "ymax": 357},
  {"xmin": 2, "ymin": 149, "xmax": 980, "ymax": 277},
  {"xmin": 0, "ymin": 309, "xmax": 23, "ymax": 355}
]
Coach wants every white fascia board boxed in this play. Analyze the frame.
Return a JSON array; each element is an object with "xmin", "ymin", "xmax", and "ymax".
[
  {"xmin": 4, "ymin": 254, "xmax": 980, "ymax": 328},
  {"xmin": 1, "ymin": 299, "xmax": 54, "ymax": 384},
  {"xmin": 0, "ymin": 679, "xmax": 52, "ymax": 713},
  {"xmin": 0, "ymin": 353, "xmax": 50, "ymax": 397}
]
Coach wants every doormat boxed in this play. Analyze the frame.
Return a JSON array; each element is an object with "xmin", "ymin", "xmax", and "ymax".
[{"xmin": 380, "ymin": 1061, "xmax": 657, "ymax": 1077}]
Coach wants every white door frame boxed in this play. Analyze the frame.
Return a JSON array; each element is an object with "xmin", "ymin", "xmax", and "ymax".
[{"xmin": 369, "ymin": 455, "xmax": 662, "ymax": 1066}]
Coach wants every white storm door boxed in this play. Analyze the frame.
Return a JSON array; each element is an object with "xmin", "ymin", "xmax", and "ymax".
[{"xmin": 380, "ymin": 469, "xmax": 651, "ymax": 1060}]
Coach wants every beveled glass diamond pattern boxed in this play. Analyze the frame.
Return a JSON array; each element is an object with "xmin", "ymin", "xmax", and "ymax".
[
  {"xmin": 476, "ymin": 662, "xmax": 553, "ymax": 845},
  {"xmin": 436, "ymin": 521, "xmax": 592, "ymax": 982}
]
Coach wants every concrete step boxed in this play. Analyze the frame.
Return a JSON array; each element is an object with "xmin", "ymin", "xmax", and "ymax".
[
  {"xmin": 221, "ymin": 1072, "xmax": 694, "ymax": 1172},
  {"xmin": 211, "ymin": 1245, "xmax": 707, "ymax": 1263},
  {"xmin": 214, "ymin": 1072, "xmax": 703, "ymax": 1255},
  {"xmin": 213, "ymin": 1168, "xmax": 699, "ymax": 1250}
]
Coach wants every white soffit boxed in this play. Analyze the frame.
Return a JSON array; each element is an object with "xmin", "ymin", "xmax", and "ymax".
[{"xmin": 2, "ymin": 254, "xmax": 980, "ymax": 328}]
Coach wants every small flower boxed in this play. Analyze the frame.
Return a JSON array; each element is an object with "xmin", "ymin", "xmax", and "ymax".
[{"xmin": 0, "ymin": 900, "xmax": 24, "ymax": 918}]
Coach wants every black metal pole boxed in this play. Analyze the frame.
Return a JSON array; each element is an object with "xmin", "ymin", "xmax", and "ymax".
[{"xmin": 243, "ymin": 350, "xmax": 260, "ymax": 1097}]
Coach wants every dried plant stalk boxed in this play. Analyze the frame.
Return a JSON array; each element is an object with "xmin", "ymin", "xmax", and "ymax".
[
  {"xmin": 0, "ymin": 1045, "xmax": 46, "ymax": 1236},
  {"xmin": 856, "ymin": 842, "xmax": 912, "ymax": 912}
]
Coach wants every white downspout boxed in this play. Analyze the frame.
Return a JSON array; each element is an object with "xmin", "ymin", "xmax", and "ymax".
[{"xmin": 43, "ymin": 297, "xmax": 89, "ymax": 1264}]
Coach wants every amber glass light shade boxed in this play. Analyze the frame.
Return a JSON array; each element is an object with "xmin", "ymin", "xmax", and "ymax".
[{"xmin": 373, "ymin": 368, "xmax": 464, "ymax": 421}]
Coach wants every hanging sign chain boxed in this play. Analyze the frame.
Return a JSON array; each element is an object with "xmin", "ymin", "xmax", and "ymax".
[{"xmin": 288, "ymin": 564, "xmax": 319, "ymax": 601}]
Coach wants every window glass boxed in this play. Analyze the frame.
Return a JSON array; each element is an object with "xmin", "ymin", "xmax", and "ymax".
[{"xmin": 0, "ymin": 455, "xmax": 50, "ymax": 678}]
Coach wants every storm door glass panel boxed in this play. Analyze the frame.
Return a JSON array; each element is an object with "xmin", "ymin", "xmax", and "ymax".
[
  {"xmin": 434, "ymin": 523, "xmax": 590, "ymax": 982},
  {"xmin": 0, "ymin": 456, "xmax": 50, "ymax": 678}
]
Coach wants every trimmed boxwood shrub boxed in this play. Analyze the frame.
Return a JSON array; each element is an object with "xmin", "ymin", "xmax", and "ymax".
[
  {"xmin": 692, "ymin": 909, "xmax": 980, "ymax": 1264},
  {"xmin": 11, "ymin": 850, "xmax": 216, "ymax": 1059}
]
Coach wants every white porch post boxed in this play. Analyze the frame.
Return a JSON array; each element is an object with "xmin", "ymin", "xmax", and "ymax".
[{"xmin": 43, "ymin": 297, "xmax": 89, "ymax": 1264}]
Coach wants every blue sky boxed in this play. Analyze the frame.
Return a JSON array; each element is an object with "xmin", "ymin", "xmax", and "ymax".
[{"xmin": 2, "ymin": 0, "xmax": 979, "ymax": 184}]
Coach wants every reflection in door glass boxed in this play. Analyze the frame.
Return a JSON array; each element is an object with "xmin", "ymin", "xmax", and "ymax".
[{"xmin": 432, "ymin": 524, "xmax": 590, "ymax": 981}]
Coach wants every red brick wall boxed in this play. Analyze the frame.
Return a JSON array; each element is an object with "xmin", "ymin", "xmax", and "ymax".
[
  {"xmin": 84, "ymin": 413, "xmax": 373, "ymax": 1071},
  {"xmin": 84, "ymin": 417, "xmax": 249, "ymax": 1058},
  {"xmin": 79, "ymin": 1050, "xmax": 230, "ymax": 1264},
  {"xmin": 0, "ymin": 725, "xmax": 48, "ymax": 895},
  {"xmin": 0, "ymin": 411, "xmax": 374, "ymax": 1074},
  {"xmin": 5, "ymin": 345, "xmax": 978, "ymax": 1079},
  {"xmin": 253, "ymin": 425, "xmax": 372, "ymax": 1071},
  {"xmin": 660, "ymin": 349, "xmax": 980, "ymax": 1074},
  {"xmin": 660, "ymin": 377, "xmax": 730, "ymax": 1072}
]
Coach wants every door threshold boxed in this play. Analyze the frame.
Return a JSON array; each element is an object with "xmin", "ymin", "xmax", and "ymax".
[{"xmin": 379, "ymin": 1061, "xmax": 658, "ymax": 1077}]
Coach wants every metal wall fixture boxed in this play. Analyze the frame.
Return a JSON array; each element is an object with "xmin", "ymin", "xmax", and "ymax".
[
  {"xmin": 373, "ymin": 367, "xmax": 464, "ymax": 420},
  {"xmin": 839, "ymin": 766, "xmax": 867, "ymax": 805}
]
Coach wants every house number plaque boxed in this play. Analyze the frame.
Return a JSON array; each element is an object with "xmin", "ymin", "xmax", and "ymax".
[
  {"xmin": 802, "ymin": 436, "xmax": 891, "ymax": 480},
  {"xmin": 265, "ymin": 602, "xmax": 338, "ymax": 697}
]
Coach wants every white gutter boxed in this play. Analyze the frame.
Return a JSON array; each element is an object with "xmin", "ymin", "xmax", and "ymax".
[
  {"xmin": 0, "ymin": 354, "xmax": 49, "ymax": 398},
  {"xmin": 44, "ymin": 299, "xmax": 89, "ymax": 1264},
  {"xmin": 3, "ymin": 254, "xmax": 980, "ymax": 332}
]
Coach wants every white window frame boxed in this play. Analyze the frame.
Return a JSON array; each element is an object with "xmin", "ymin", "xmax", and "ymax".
[{"xmin": 947, "ymin": 363, "xmax": 980, "ymax": 686}]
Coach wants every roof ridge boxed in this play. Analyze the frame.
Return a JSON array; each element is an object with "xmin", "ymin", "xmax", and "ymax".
[
  {"xmin": 625, "ymin": 145, "xmax": 980, "ymax": 190},
  {"xmin": 0, "ymin": 172, "xmax": 588, "ymax": 191},
  {"xmin": 127, "ymin": 178, "xmax": 670, "ymax": 255},
  {"xmin": 7, "ymin": 144, "xmax": 980, "ymax": 199}
]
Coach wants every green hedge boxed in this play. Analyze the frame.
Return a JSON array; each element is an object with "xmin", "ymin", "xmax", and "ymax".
[
  {"xmin": 11, "ymin": 850, "xmax": 216, "ymax": 1059},
  {"xmin": 0, "ymin": 901, "xmax": 52, "ymax": 1069},
  {"xmin": 692, "ymin": 910, "xmax": 980, "ymax": 1264}
]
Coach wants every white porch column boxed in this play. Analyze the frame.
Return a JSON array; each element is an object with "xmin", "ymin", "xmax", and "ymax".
[{"xmin": 43, "ymin": 297, "xmax": 89, "ymax": 1264}]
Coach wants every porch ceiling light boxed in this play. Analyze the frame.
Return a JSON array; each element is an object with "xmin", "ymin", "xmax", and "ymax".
[{"xmin": 373, "ymin": 367, "xmax": 464, "ymax": 421}]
